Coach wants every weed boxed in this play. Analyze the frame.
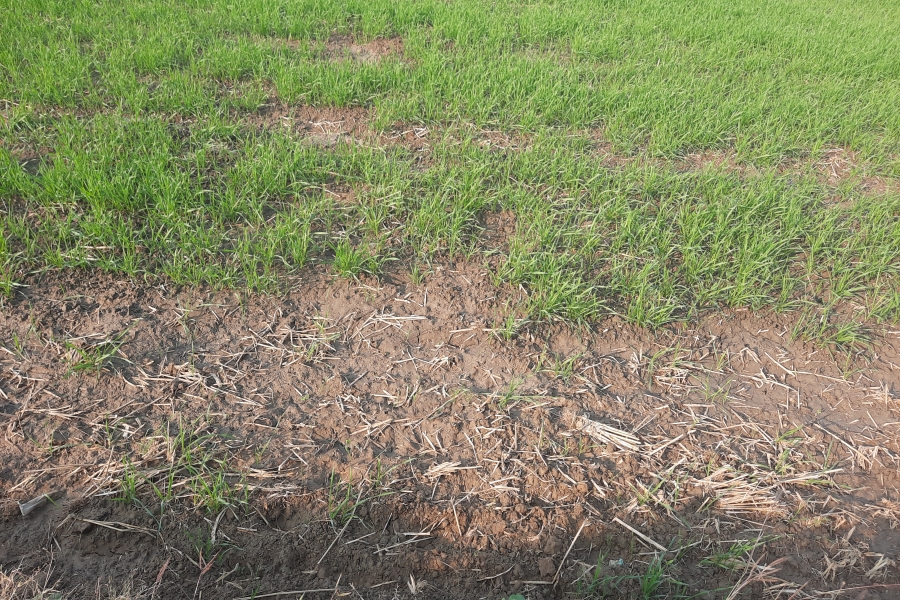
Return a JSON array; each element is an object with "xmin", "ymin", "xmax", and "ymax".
[
  {"xmin": 186, "ymin": 460, "xmax": 248, "ymax": 513},
  {"xmin": 791, "ymin": 307, "xmax": 872, "ymax": 355},
  {"xmin": 331, "ymin": 239, "xmax": 368, "ymax": 278},
  {"xmin": 10, "ymin": 332, "xmax": 26, "ymax": 358},
  {"xmin": 632, "ymin": 478, "xmax": 667, "ymax": 509},
  {"xmin": 368, "ymin": 458, "xmax": 392, "ymax": 491},
  {"xmin": 636, "ymin": 553, "xmax": 685, "ymax": 599},
  {"xmin": 187, "ymin": 523, "xmax": 235, "ymax": 564},
  {"xmin": 637, "ymin": 554, "xmax": 667, "ymax": 598},
  {"xmin": 331, "ymin": 238, "xmax": 387, "ymax": 279},
  {"xmin": 65, "ymin": 330, "xmax": 130, "ymax": 375},
  {"xmin": 148, "ymin": 463, "xmax": 178, "ymax": 509},
  {"xmin": 491, "ymin": 313, "xmax": 528, "ymax": 342},
  {"xmin": 116, "ymin": 458, "xmax": 140, "ymax": 505},
  {"xmin": 304, "ymin": 317, "xmax": 339, "ymax": 362},
  {"xmin": 409, "ymin": 261, "xmax": 428, "ymax": 285},
  {"xmin": 700, "ymin": 378, "xmax": 733, "ymax": 404},
  {"xmin": 325, "ymin": 468, "xmax": 396, "ymax": 526},
  {"xmin": 115, "ymin": 418, "xmax": 249, "ymax": 515}
]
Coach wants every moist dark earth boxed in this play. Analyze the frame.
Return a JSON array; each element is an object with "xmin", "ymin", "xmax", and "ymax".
[{"xmin": 2, "ymin": 265, "xmax": 900, "ymax": 599}]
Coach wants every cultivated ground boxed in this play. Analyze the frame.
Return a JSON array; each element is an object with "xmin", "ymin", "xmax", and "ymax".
[{"xmin": 2, "ymin": 0, "xmax": 900, "ymax": 598}]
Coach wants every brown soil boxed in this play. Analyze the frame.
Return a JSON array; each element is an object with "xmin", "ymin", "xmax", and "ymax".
[
  {"xmin": 584, "ymin": 131, "xmax": 900, "ymax": 195},
  {"xmin": 811, "ymin": 148, "xmax": 899, "ymax": 195},
  {"xmin": 325, "ymin": 35, "xmax": 405, "ymax": 64},
  {"xmin": 2, "ymin": 265, "xmax": 899, "ymax": 599},
  {"xmin": 245, "ymin": 104, "xmax": 373, "ymax": 147},
  {"xmin": 677, "ymin": 146, "xmax": 900, "ymax": 195}
]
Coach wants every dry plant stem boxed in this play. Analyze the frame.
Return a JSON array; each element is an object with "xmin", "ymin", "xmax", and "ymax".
[
  {"xmin": 234, "ymin": 588, "xmax": 339, "ymax": 599},
  {"xmin": 554, "ymin": 519, "xmax": 588, "ymax": 584},
  {"xmin": 318, "ymin": 517, "xmax": 353, "ymax": 565},
  {"xmin": 612, "ymin": 517, "xmax": 667, "ymax": 553}
]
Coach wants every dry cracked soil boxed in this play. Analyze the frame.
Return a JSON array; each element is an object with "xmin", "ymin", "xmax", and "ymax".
[{"xmin": 1, "ymin": 264, "xmax": 900, "ymax": 599}]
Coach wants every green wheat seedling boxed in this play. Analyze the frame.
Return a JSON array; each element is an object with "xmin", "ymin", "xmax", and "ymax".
[
  {"xmin": 115, "ymin": 457, "xmax": 140, "ymax": 505},
  {"xmin": 490, "ymin": 312, "xmax": 529, "ymax": 342},
  {"xmin": 541, "ymin": 352, "xmax": 582, "ymax": 382},
  {"xmin": 326, "ymin": 468, "xmax": 396, "ymax": 526},
  {"xmin": 331, "ymin": 238, "xmax": 389, "ymax": 279},
  {"xmin": 326, "ymin": 470, "xmax": 364, "ymax": 526},
  {"xmin": 700, "ymin": 536, "xmax": 777, "ymax": 571},
  {"xmin": 115, "ymin": 419, "xmax": 249, "ymax": 515},
  {"xmin": 637, "ymin": 553, "xmax": 686, "ymax": 599},
  {"xmin": 495, "ymin": 378, "xmax": 527, "ymax": 410},
  {"xmin": 0, "ymin": 0, "xmax": 898, "ymax": 333},
  {"xmin": 576, "ymin": 552, "xmax": 630, "ymax": 598}
]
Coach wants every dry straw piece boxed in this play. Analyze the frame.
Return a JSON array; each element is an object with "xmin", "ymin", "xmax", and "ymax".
[{"xmin": 564, "ymin": 410, "xmax": 642, "ymax": 452}]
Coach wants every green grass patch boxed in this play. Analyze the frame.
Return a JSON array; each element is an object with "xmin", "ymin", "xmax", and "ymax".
[{"xmin": 2, "ymin": 0, "xmax": 900, "ymax": 335}]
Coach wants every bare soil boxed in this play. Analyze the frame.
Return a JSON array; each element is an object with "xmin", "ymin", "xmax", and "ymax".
[
  {"xmin": 1, "ymin": 265, "xmax": 899, "ymax": 599},
  {"xmin": 245, "ymin": 104, "xmax": 372, "ymax": 147},
  {"xmin": 677, "ymin": 146, "xmax": 900, "ymax": 195},
  {"xmin": 325, "ymin": 35, "xmax": 405, "ymax": 64}
]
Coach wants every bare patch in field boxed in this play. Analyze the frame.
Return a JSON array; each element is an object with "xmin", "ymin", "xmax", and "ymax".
[
  {"xmin": 680, "ymin": 149, "xmax": 747, "ymax": 173},
  {"xmin": 246, "ymin": 103, "xmax": 373, "ymax": 146},
  {"xmin": 326, "ymin": 35, "xmax": 405, "ymax": 64},
  {"xmin": 587, "ymin": 135, "xmax": 900, "ymax": 195},
  {"xmin": 1, "ymin": 266, "xmax": 899, "ymax": 598},
  {"xmin": 811, "ymin": 147, "xmax": 899, "ymax": 194}
]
